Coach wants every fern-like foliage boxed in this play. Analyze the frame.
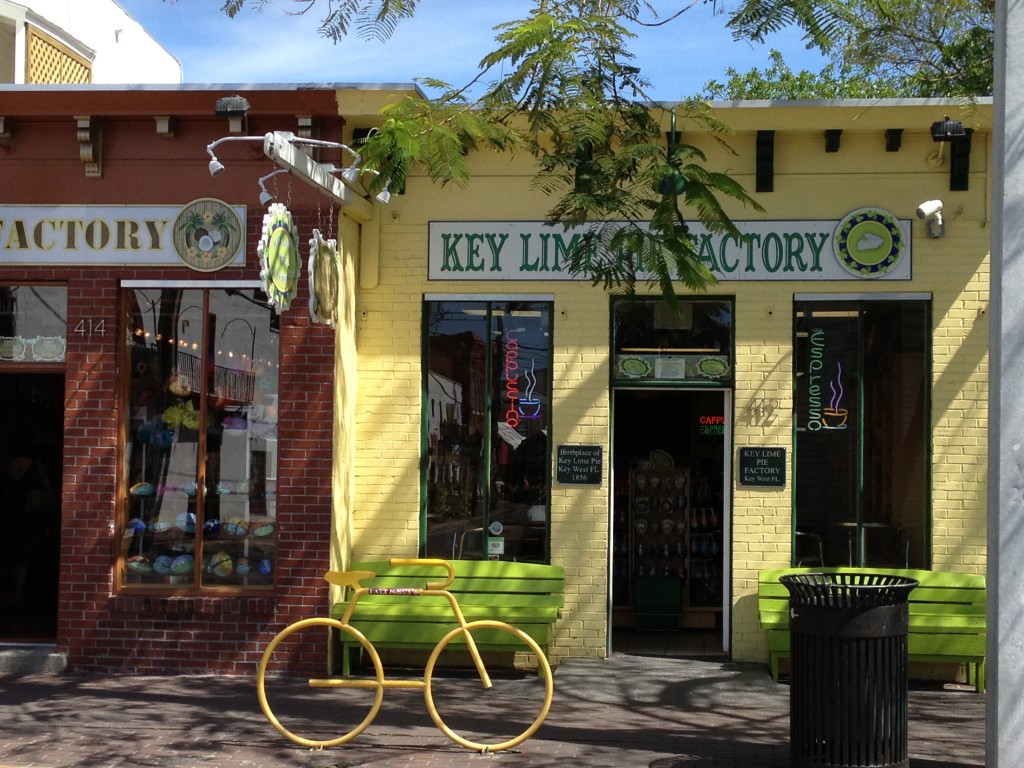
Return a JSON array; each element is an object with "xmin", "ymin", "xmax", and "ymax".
[{"xmin": 214, "ymin": 0, "xmax": 767, "ymax": 302}]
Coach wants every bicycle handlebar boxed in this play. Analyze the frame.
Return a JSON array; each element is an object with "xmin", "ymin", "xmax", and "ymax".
[{"xmin": 390, "ymin": 557, "xmax": 456, "ymax": 590}]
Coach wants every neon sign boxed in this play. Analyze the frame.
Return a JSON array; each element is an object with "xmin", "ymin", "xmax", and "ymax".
[
  {"xmin": 806, "ymin": 328, "xmax": 848, "ymax": 431},
  {"xmin": 504, "ymin": 328, "xmax": 542, "ymax": 428}
]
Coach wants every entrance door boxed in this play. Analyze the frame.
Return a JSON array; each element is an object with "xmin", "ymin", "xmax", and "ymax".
[
  {"xmin": 611, "ymin": 389, "xmax": 730, "ymax": 654},
  {"xmin": 0, "ymin": 373, "xmax": 63, "ymax": 641}
]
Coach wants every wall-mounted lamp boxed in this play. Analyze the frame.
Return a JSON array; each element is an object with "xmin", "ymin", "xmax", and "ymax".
[
  {"xmin": 206, "ymin": 134, "xmax": 267, "ymax": 176},
  {"xmin": 931, "ymin": 116, "xmax": 966, "ymax": 142},
  {"xmin": 916, "ymin": 199, "xmax": 945, "ymax": 238},
  {"xmin": 257, "ymin": 168, "xmax": 289, "ymax": 205},
  {"xmin": 204, "ymin": 131, "xmax": 391, "ymax": 223},
  {"xmin": 214, "ymin": 95, "xmax": 251, "ymax": 133},
  {"xmin": 320, "ymin": 162, "xmax": 392, "ymax": 204}
]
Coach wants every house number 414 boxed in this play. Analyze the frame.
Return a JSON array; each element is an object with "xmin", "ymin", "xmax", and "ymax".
[{"xmin": 75, "ymin": 319, "xmax": 106, "ymax": 338}]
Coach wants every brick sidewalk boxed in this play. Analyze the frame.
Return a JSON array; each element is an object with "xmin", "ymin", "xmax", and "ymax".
[{"xmin": 0, "ymin": 655, "xmax": 985, "ymax": 768}]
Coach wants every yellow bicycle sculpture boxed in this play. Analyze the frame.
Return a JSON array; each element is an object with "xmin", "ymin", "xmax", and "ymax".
[{"xmin": 256, "ymin": 558, "xmax": 554, "ymax": 753}]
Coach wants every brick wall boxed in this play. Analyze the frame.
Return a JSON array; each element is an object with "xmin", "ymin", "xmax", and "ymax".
[{"xmin": 2, "ymin": 206, "xmax": 338, "ymax": 674}]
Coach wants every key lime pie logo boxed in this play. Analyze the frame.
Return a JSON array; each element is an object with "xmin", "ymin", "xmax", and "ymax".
[
  {"xmin": 833, "ymin": 207, "xmax": 906, "ymax": 278},
  {"xmin": 172, "ymin": 198, "xmax": 244, "ymax": 272}
]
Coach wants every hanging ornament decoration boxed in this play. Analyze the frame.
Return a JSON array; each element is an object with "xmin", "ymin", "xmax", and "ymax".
[
  {"xmin": 258, "ymin": 203, "xmax": 300, "ymax": 314},
  {"xmin": 308, "ymin": 228, "xmax": 340, "ymax": 326}
]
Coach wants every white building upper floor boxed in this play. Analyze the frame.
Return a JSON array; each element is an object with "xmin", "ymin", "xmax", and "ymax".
[{"xmin": 0, "ymin": 0, "xmax": 180, "ymax": 84}]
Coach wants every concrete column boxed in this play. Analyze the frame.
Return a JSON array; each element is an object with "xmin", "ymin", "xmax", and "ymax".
[{"xmin": 989, "ymin": 1, "xmax": 1024, "ymax": 764}]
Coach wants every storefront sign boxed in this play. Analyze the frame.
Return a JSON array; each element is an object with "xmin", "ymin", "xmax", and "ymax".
[
  {"xmin": 738, "ymin": 447, "xmax": 787, "ymax": 487},
  {"xmin": 0, "ymin": 202, "xmax": 246, "ymax": 267},
  {"xmin": 428, "ymin": 209, "xmax": 911, "ymax": 282},
  {"xmin": 556, "ymin": 444, "xmax": 603, "ymax": 485}
]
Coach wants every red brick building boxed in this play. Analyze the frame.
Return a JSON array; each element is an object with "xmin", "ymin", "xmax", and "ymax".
[{"xmin": 0, "ymin": 85, "xmax": 386, "ymax": 672}]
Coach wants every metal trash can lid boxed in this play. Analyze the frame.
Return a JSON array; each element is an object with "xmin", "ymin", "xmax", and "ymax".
[{"xmin": 780, "ymin": 571, "xmax": 919, "ymax": 608}]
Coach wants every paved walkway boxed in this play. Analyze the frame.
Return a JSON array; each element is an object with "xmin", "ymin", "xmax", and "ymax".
[{"xmin": 0, "ymin": 654, "xmax": 985, "ymax": 768}]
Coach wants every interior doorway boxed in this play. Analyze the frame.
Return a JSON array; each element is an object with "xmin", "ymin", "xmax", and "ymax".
[
  {"xmin": 611, "ymin": 388, "xmax": 730, "ymax": 657},
  {"xmin": 0, "ymin": 373, "xmax": 64, "ymax": 641}
]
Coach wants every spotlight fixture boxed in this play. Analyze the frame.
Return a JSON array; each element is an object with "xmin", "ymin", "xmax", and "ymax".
[
  {"xmin": 214, "ymin": 95, "xmax": 251, "ymax": 133},
  {"xmin": 257, "ymin": 168, "xmax": 289, "ymax": 205},
  {"xmin": 203, "ymin": 131, "xmax": 391, "ymax": 220},
  {"xmin": 205, "ymin": 135, "xmax": 268, "ymax": 177},
  {"xmin": 931, "ymin": 116, "xmax": 966, "ymax": 142},
  {"xmin": 320, "ymin": 162, "xmax": 392, "ymax": 205}
]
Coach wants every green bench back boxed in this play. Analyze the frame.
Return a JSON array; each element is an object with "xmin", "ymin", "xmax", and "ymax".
[
  {"xmin": 330, "ymin": 559, "xmax": 565, "ymax": 655},
  {"xmin": 757, "ymin": 566, "xmax": 986, "ymax": 690},
  {"xmin": 331, "ymin": 560, "xmax": 565, "ymax": 624},
  {"xmin": 759, "ymin": 567, "xmax": 985, "ymax": 626},
  {"xmin": 347, "ymin": 559, "xmax": 564, "ymax": 600}
]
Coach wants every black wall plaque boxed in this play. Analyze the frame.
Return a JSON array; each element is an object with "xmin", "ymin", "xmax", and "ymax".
[
  {"xmin": 556, "ymin": 444, "xmax": 603, "ymax": 485},
  {"xmin": 738, "ymin": 447, "xmax": 787, "ymax": 487}
]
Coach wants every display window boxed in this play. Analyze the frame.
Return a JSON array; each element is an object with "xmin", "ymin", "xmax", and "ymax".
[
  {"xmin": 119, "ymin": 287, "xmax": 279, "ymax": 590},
  {"xmin": 422, "ymin": 298, "xmax": 553, "ymax": 562},
  {"xmin": 793, "ymin": 298, "xmax": 930, "ymax": 569}
]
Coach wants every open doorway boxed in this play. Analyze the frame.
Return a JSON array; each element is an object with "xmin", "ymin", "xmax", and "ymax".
[
  {"xmin": 611, "ymin": 388, "xmax": 730, "ymax": 657},
  {"xmin": 0, "ymin": 373, "xmax": 64, "ymax": 641}
]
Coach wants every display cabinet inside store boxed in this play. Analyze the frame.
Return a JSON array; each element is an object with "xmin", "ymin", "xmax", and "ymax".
[{"xmin": 616, "ymin": 463, "xmax": 724, "ymax": 629}]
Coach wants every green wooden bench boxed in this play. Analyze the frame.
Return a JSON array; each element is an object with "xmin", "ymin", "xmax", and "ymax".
[
  {"xmin": 759, "ymin": 567, "xmax": 986, "ymax": 692},
  {"xmin": 330, "ymin": 559, "xmax": 565, "ymax": 676}
]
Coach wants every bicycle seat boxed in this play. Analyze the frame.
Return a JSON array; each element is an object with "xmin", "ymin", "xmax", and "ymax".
[{"xmin": 323, "ymin": 570, "xmax": 377, "ymax": 589}]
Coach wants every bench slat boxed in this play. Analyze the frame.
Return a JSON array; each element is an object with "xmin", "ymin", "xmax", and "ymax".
[
  {"xmin": 331, "ymin": 604, "xmax": 560, "ymax": 623},
  {"xmin": 343, "ymin": 622, "xmax": 552, "ymax": 648}
]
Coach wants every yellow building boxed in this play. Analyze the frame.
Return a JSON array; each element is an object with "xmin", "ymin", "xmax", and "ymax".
[{"xmin": 335, "ymin": 96, "xmax": 990, "ymax": 665}]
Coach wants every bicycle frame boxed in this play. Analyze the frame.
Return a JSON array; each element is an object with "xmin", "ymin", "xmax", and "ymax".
[
  {"xmin": 258, "ymin": 557, "xmax": 553, "ymax": 752},
  {"xmin": 328, "ymin": 557, "xmax": 492, "ymax": 690}
]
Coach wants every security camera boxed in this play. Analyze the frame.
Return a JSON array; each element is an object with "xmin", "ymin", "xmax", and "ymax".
[
  {"xmin": 916, "ymin": 200, "xmax": 943, "ymax": 220},
  {"xmin": 916, "ymin": 199, "xmax": 946, "ymax": 238}
]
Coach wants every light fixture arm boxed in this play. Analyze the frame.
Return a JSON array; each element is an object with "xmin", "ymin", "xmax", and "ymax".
[
  {"xmin": 319, "ymin": 162, "xmax": 391, "ymax": 205},
  {"xmin": 204, "ymin": 131, "xmax": 380, "ymax": 222},
  {"xmin": 257, "ymin": 168, "xmax": 290, "ymax": 206},
  {"xmin": 262, "ymin": 131, "xmax": 374, "ymax": 222}
]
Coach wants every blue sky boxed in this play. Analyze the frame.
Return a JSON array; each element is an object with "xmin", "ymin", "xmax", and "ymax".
[{"xmin": 116, "ymin": 0, "xmax": 825, "ymax": 101}]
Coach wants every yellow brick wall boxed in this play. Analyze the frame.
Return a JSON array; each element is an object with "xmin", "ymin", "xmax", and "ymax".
[
  {"xmin": 349, "ymin": 160, "xmax": 615, "ymax": 660},
  {"xmin": 340, "ymin": 100, "xmax": 991, "ymax": 665}
]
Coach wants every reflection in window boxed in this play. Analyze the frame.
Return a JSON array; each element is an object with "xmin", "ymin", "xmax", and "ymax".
[
  {"xmin": 423, "ymin": 300, "xmax": 552, "ymax": 563},
  {"xmin": 0, "ymin": 286, "xmax": 68, "ymax": 362},
  {"xmin": 612, "ymin": 298, "xmax": 733, "ymax": 385},
  {"xmin": 121, "ymin": 288, "xmax": 279, "ymax": 590}
]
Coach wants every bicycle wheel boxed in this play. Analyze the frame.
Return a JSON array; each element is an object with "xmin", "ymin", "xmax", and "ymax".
[
  {"xmin": 256, "ymin": 617, "xmax": 385, "ymax": 748},
  {"xmin": 424, "ymin": 619, "xmax": 553, "ymax": 752}
]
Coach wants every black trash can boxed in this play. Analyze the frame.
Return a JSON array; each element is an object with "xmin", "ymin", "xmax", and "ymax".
[{"xmin": 780, "ymin": 572, "xmax": 919, "ymax": 768}]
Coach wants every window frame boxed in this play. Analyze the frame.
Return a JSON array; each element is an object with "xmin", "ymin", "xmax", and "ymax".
[
  {"xmin": 792, "ymin": 293, "xmax": 932, "ymax": 569},
  {"xmin": 420, "ymin": 295, "xmax": 555, "ymax": 563},
  {"xmin": 117, "ymin": 281, "xmax": 279, "ymax": 594}
]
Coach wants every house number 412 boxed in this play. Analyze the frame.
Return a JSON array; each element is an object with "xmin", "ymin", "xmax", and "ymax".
[{"xmin": 75, "ymin": 319, "xmax": 106, "ymax": 338}]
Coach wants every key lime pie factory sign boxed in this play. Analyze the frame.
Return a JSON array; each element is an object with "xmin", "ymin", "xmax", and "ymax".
[
  {"xmin": 0, "ymin": 200, "xmax": 245, "ymax": 270},
  {"xmin": 429, "ymin": 208, "xmax": 911, "ymax": 281}
]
